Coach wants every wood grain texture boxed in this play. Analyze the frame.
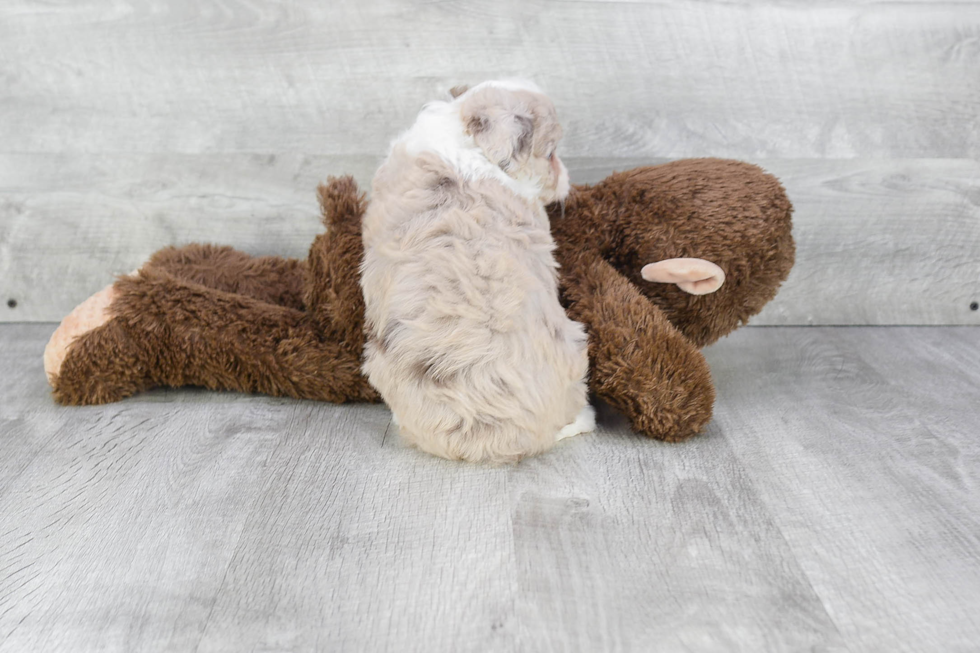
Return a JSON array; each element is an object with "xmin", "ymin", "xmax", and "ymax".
[
  {"xmin": 4, "ymin": 323, "xmax": 980, "ymax": 651},
  {"xmin": 2, "ymin": 154, "xmax": 978, "ymax": 325},
  {"xmin": 194, "ymin": 416, "xmax": 523, "ymax": 653},
  {"xmin": 3, "ymin": 1, "xmax": 980, "ymax": 648},
  {"xmin": 0, "ymin": 153, "xmax": 380, "ymax": 322},
  {"xmin": 703, "ymin": 326, "xmax": 980, "ymax": 653},
  {"xmin": 2, "ymin": 0, "xmax": 979, "ymax": 326},
  {"xmin": 1, "ymin": 0, "xmax": 978, "ymax": 158},
  {"xmin": 0, "ymin": 323, "xmax": 850, "ymax": 652},
  {"xmin": 507, "ymin": 412, "xmax": 844, "ymax": 652},
  {"xmin": 754, "ymin": 158, "xmax": 980, "ymax": 326}
]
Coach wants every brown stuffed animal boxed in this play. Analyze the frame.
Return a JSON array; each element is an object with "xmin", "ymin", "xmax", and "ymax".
[{"xmin": 43, "ymin": 158, "xmax": 794, "ymax": 443}]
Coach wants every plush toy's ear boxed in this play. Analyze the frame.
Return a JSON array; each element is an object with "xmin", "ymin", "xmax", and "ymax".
[
  {"xmin": 460, "ymin": 89, "xmax": 534, "ymax": 172},
  {"xmin": 641, "ymin": 258, "xmax": 726, "ymax": 295},
  {"xmin": 448, "ymin": 84, "xmax": 469, "ymax": 99}
]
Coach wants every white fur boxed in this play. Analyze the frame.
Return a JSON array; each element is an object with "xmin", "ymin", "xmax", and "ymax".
[
  {"xmin": 360, "ymin": 81, "xmax": 593, "ymax": 463},
  {"xmin": 398, "ymin": 93, "xmax": 542, "ymax": 200},
  {"xmin": 556, "ymin": 405, "xmax": 597, "ymax": 442}
]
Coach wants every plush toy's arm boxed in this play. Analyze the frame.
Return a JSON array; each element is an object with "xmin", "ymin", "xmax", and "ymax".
[
  {"xmin": 304, "ymin": 176, "xmax": 368, "ymax": 350},
  {"xmin": 559, "ymin": 251, "xmax": 715, "ymax": 441}
]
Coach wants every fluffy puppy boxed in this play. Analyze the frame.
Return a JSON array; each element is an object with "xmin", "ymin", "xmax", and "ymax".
[{"xmin": 360, "ymin": 80, "xmax": 594, "ymax": 463}]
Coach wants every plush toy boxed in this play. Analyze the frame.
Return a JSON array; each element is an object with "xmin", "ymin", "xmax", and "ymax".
[{"xmin": 43, "ymin": 159, "xmax": 794, "ymax": 442}]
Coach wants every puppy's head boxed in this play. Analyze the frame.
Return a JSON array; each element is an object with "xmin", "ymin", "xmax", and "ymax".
[{"xmin": 456, "ymin": 81, "xmax": 570, "ymax": 204}]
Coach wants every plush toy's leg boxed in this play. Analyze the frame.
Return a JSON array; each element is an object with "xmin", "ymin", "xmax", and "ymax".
[
  {"xmin": 560, "ymin": 254, "xmax": 715, "ymax": 442},
  {"xmin": 146, "ymin": 181, "xmax": 369, "ymax": 346},
  {"xmin": 48, "ymin": 268, "xmax": 378, "ymax": 405},
  {"xmin": 46, "ymin": 176, "xmax": 374, "ymax": 406},
  {"xmin": 44, "ymin": 243, "xmax": 310, "ymax": 401},
  {"xmin": 43, "ymin": 285, "xmax": 117, "ymax": 389}
]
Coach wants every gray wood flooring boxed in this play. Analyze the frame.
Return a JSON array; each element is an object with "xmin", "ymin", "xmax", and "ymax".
[
  {"xmin": 4, "ymin": 2, "xmax": 978, "ymax": 648},
  {"xmin": 1, "ymin": 324, "xmax": 978, "ymax": 652}
]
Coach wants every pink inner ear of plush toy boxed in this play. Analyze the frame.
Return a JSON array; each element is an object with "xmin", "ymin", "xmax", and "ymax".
[{"xmin": 641, "ymin": 258, "xmax": 726, "ymax": 295}]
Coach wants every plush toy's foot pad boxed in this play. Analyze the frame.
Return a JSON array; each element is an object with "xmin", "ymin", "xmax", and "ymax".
[
  {"xmin": 641, "ymin": 258, "xmax": 726, "ymax": 295},
  {"xmin": 44, "ymin": 284, "xmax": 117, "ymax": 385},
  {"xmin": 556, "ymin": 404, "xmax": 597, "ymax": 442}
]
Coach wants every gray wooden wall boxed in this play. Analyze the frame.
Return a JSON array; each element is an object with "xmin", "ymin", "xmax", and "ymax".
[{"xmin": 1, "ymin": 0, "xmax": 978, "ymax": 325}]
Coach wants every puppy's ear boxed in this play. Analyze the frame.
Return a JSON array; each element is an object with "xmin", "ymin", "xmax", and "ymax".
[
  {"xmin": 462, "ymin": 91, "xmax": 534, "ymax": 171},
  {"xmin": 448, "ymin": 85, "xmax": 469, "ymax": 99}
]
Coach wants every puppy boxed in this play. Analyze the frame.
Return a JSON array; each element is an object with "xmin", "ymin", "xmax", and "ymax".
[{"xmin": 360, "ymin": 80, "xmax": 594, "ymax": 463}]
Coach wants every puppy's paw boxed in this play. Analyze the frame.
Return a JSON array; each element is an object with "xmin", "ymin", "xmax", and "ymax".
[
  {"xmin": 556, "ymin": 404, "xmax": 596, "ymax": 442},
  {"xmin": 641, "ymin": 258, "xmax": 725, "ymax": 295},
  {"xmin": 44, "ymin": 284, "xmax": 117, "ymax": 385}
]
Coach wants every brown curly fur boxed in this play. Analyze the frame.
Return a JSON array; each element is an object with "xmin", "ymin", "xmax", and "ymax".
[
  {"xmin": 549, "ymin": 159, "xmax": 794, "ymax": 439},
  {"xmin": 49, "ymin": 159, "xmax": 794, "ymax": 442},
  {"xmin": 51, "ymin": 178, "xmax": 378, "ymax": 406}
]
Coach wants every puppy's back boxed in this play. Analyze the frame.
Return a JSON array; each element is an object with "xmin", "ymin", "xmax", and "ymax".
[{"xmin": 361, "ymin": 151, "xmax": 589, "ymax": 463}]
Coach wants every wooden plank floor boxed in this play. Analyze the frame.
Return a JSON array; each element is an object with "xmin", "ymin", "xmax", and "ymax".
[{"xmin": 1, "ymin": 324, "xmax": 978, "ymax": 652}]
